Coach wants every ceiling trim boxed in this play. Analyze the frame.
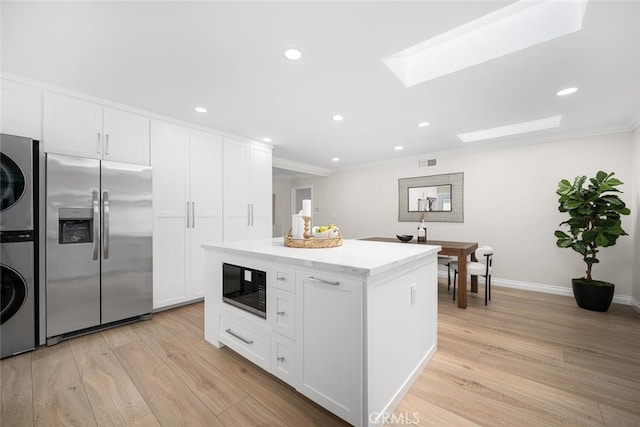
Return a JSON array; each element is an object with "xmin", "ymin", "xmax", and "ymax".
[{"xmin": 272, "ymin": 157, "xmax": 330, "ymax": 177}]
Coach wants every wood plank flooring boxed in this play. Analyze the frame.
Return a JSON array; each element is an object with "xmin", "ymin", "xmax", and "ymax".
[{"xmin": 1, "ymin": 280, "xmax": 639, "ymax": 426}]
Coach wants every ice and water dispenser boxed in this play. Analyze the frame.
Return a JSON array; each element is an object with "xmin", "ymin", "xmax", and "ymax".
[{"xmin": 58, "ymin": 208, "xmax": 93, "ymax": 244}]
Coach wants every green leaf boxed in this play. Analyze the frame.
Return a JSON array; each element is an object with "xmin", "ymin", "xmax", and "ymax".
[
  {"xmin": 595, "ymin": 171, "xmax": 608, "ymax": 182},
  {"xmin": 554, "ymin": 230, "xmax": 570, "ymax": 239},
  {"xmin": 595, "ymin": 233, "xmax": 610, "ymax": 247},
  {"xmin": 606, "ymin": 177, "xmax": 623, "ymax": 187},
  {"xmin": 556, "ymin": 238, "xmax": 573, "ymax": 248}
]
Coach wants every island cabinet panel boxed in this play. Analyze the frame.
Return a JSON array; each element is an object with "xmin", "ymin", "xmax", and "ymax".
[
  {"xmin": 366, "ymin": 260, "xmax": 438, "ymax": 424},
  {"xmin": 44, "ymin": 93, "xmax": 150, "ymax": 165},
  {"xmin": 296, "ymin": 270, "xmax": 364, "ymax": 426}
]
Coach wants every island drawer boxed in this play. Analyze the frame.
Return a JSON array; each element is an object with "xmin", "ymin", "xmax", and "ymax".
[
  {"xmin": 271, "ymin": 332, "xmax": 297, "ymax": 386},
  {"xmin": 219, "ymin": 314, "xmax": 270, "ymax": 370},
  {"xmin": 272, "ymin": 267, "xmax": 295, "ymax": 293},
  {"xmin": 269, "ymin": 287, "xmax": 296, "ymax": 339}
]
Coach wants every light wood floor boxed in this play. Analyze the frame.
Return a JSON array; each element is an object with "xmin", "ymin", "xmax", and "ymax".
[{"xmin": 1, "ymin": 280, "xmax": 639, "ymax": 426}]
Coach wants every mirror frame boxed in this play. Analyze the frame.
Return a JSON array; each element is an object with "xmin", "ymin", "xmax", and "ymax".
[{"xmin": 398, "ymin": 172, "xmax": 464, "ymax": 222}]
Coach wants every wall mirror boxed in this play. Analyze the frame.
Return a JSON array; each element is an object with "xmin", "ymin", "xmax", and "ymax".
[{"xmin": 398, "ymin": 172, "xmax": 464, "ymax": 222}]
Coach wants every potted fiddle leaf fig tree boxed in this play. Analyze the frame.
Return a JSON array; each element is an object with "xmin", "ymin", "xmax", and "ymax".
[{"xmin": 555, "ymin": 171, "xmax": 630, "ymax": 312}]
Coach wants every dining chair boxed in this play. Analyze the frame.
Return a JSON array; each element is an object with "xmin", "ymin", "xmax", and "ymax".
[
  {"xmin": 437, "ymin": 256, "xmax": 456, "ymax": 292},
  {"xmin": 450, "ymin": 246, "xmax": 493, "ymax": 305}
]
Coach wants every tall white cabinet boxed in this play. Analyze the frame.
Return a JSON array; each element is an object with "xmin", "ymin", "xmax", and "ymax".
[
  {"xmin": 151, "ymin": 120, "xmax": 223, "ymax": 309},
  {"xmin": 223, "ymin": 137, "xmax": 272, "ymax": 242},
  {"xmin": 44, "ymin": 93, "xmax": 150, "ymax": 165}
]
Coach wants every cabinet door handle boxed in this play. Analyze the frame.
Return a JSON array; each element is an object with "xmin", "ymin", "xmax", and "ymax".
[
  {"xmin": 226, "ymin": 329, "xmax": 253, "ymax": 344},
  {"xmin": 251, "ymin": 204, "xmax": 254, "ymax": 226},
  {"xmin": 97, "ymin": 133, "xmax": 101, "ymax": 153},
  {"xmin": 105, "ymin": 134, "xmax": 110, "ymax": 155},
  {"xmin": 186, "ymin": 202, "xmax": 190, "ymax": 228},
  {"xmin": 247, "ymin": 204, "xmax": 251, "ymax": 226},
  {"xmin": 276, "ymin": 276, "xmax": 286, "ymax": 281},
  {"xmin": 308, "ymin": 276, "xmax": 340, "ymax": 286},
  {"xmin": 103, "ymin": 191, "xmax": 110, "ymax": 260},
  {"xmin": 277, "ymin": 311, "xmax": 286, "ymax": 316},
  {"xmin": 191, "ymin": 202, "xmax": 195, "ymax": 228},
  {"xmin": 277, "ymin": 356, "xmax": 286, "ymax": 362}
]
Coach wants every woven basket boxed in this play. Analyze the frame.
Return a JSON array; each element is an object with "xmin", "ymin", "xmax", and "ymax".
[{"xmin": 284, "ymin": 232, "xmax": 343, "ymax": 248}]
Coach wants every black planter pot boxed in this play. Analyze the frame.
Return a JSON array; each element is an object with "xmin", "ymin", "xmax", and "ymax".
[{"xmin": 571, "ymin": 278, "xmax": 615, "ymax": 312}]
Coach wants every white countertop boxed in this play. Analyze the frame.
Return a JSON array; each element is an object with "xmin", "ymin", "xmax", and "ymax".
[{"xmin": 202, "ymin": 238, "xmax": 441, "ymax": 277}]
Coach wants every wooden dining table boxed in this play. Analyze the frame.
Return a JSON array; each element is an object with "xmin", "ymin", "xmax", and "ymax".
[{"xmin": 361, "ymin": 238, "xmax": 479, "ymax": 309}]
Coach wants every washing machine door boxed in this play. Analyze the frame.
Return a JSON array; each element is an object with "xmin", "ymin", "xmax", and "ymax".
[
  {"xmin": 0, "ymin": 265, "xmax": 27, "ymax": 325},
  {"xmin": 0, "ymin": 134, "xmax": 34, "ymax": 231}
]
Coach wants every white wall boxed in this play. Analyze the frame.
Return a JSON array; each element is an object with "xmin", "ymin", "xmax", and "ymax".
[
  {"xmin": 291, "ymin": 132, "xmax": 635, "ymax": 299},
  {"xmin": 631, "ymin": 125, "xmax": 640, "ymax": 311}
]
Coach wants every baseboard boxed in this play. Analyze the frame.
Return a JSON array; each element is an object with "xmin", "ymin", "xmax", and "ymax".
[{"xmin": 438, "ymin": 272, "xmax": 633, "ymax": 306}]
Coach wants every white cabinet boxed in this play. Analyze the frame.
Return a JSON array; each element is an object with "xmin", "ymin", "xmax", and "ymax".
[
  {"xmin": 1, "ymin": 79, "xmax": 42, "ymax": 140},
  {"xmin": 44, "ymin": 93, "xmax": 150, "ymax": 165},
  {"xmin": 223, "ymin": 138, "xmax": 272, "ymax": 242},
  {"xmin": 296, "ymin": 271, "xmax": 363, "ymax": 426},
  {"xmin": 151, "ymin": 121, "xmax": 222, "ymax": 309}
]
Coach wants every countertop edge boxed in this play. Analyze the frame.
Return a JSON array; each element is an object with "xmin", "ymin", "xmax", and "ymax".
[{"xmin": 202, "ymin": 240, "xmax": 441, "ymax": 277}]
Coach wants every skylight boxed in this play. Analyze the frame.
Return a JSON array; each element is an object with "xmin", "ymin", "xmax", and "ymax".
[
  {"xmin": 383, "ymin": 0, "xmax": 588, "ymax": 87},
  {"xmin": 457, "ymin": 116, "xmax": 562, "ymax": 143}
]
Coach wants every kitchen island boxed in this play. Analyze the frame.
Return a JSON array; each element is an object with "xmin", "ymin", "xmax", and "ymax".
[{"xmin": 203, "ymin": 238, "xmax": 440, "ymax": 426}]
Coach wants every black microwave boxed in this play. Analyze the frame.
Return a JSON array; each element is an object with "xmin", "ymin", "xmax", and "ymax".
[{"xmin": 222, "ymin": 263, "xmax": 266, "ymax": 318}]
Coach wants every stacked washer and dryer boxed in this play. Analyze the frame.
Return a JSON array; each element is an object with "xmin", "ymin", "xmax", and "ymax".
[{"xmin": 1, "ymin": 133, "xmax": 38, "ymax": 359}]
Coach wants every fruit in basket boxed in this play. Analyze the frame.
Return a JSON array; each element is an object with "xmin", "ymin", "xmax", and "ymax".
[{"xmin": 315, "ymin": 224, "xmax": 335, "ymax": 233}]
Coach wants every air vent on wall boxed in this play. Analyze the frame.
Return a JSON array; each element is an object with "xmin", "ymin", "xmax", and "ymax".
[{"xmin": 418, "ymin": 159, "xmax": 437, "ymax": 168}]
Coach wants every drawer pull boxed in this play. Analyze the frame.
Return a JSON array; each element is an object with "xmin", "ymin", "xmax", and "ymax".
[
  {"xmin": 308, "ymin": 276, "xmax": 340, "ymax": 286},
  {"xmin": 226, "ymin": 329, "xmax": 254, "ymax": 344},
  {"xmin": 277, "ymin": 311, "xmax": 286, "ymax": 316},
  {"xmin": 276, "ymin": 276, "xmax": 286, "ymax": 281},
  {"xmin": 277, "ymin": 356, "xmax": 286, "ymax": 362}
]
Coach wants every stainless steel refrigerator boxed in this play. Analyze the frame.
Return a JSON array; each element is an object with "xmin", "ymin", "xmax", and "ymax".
[{"xmin": 46, "ymin": 153, "xmax": 152, "ymax": 344}]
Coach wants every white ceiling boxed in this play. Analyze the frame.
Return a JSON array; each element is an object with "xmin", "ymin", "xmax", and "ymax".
[{"xmin": 2, "ymin": 1, "xmax": 639, "ymax": 173}]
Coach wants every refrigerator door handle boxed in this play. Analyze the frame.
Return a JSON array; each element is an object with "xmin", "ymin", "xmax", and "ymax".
[
  {"xmin": 103, "ymin": 191, "xmax": 110, "ymax": 260},
  {"xmin": 92, "ymin": 190, "xmax": 100, "ymax": 260}
]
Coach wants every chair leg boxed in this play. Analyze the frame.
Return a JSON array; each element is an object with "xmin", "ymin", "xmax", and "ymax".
[
  {"xmin": 484, "ymin": 274, "xmax": 493, "ymax": 305},
  {"xmin": 447, "ymin": 264, "xmax": 451, "ymax": 291},
  {"xmin": 453, "ymin": 270, "xmax": 457, "ymax": 301}
]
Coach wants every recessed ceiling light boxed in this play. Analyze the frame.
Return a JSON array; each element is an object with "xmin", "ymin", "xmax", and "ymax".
[
  {"xmin": 394, "ymin": 146, "xmax": 404, "ymax": 151},
  {"xmin": 457, "ymin": 116, "xmax": 562, "ymax": 143},
  {"xmin": 283, "ymin": 48, "xmax": 302, "ymax": 61},
  {"xmin": 557, "ymin": 87, "xmax": 578, "ymax": 96},
  {"xmin": 332, "ymin": 157, "xmax": 340, "ymax": 162},
  {"xmin": 262, "ymin": 137, "xmax": 272, "ymax": 143},
  {"xmin": 194, "ymin": 107, "xmax": 207, "ymax": 113},
  {"xmin": 383, "ymin": 0, "xmax": 588, "ymax": 87},
  {"xmin": 418, "ymin": 122, "xmax": 430, "ymax": 127},
  {"xmin": 331, "ymin": 115, "xmax": 344, "ymax": 121}
]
